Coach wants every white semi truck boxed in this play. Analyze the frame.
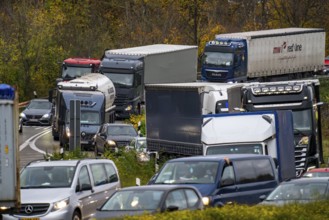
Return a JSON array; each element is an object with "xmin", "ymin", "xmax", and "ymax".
[
  {"xmin": 201, "ymin": 28, "xmax": 325, "ymax": 82},
  {"xmin": 100, "ymin": 44, "xmax": 198, "ymax": 118},
  {"xmin": 202, "ymin": 111, "xmax": 296, "ymax": 181},
  {"xmin": 49, "ymin": 73, "xmax": 116, "ymax": 149}
]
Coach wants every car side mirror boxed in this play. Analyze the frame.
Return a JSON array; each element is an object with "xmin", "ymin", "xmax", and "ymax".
[
  {"xmin": 259, "ymin": 194, "xmax": 267, "ymax": 201},
  {"xmin": 100, "ymin": 133, "xmax": 107, "ymax": 139},
  {"xmin": 76, "ymin": 183, "xmax": 92, "ymax": 192},
  {"xmin": 220, "ymin": 177, "xmax": 234, "ymax": 187},
  {"xmin": 109, "ymin": 174, "xmax": 118, "ymax": 183}
]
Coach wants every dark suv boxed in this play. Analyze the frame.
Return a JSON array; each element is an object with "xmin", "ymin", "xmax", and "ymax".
[{"xmin": 94, "ymin": 123, "xmax": 138, "ymax": 156}]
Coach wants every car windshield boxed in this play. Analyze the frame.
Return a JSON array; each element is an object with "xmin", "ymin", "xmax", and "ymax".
[
  {"xmin": 28, "ymin": 100, "xmax": 52, "ymax": 110},
  {"xmin": 101, "ymin": 190, "xmax": 164, "ymax": 211},
  {"xmin": 202, "ymin": 52, "xmax": 233, "ymax": 67},
  {"xmin": 266, "ymin": 182, "xmax": 329, "ymax": 201},
  {"xmin": 103, "ymin": 72, "xmax": 134, "ymax": 87},
  {"xmin": 20, "ymin": 166, "xmax": 75, "ymax": 188},
  {"xmin": 206, "ymin": 144, "xmax": 263, "ymax": 155},
  {"xmin": 155, "ymin": 161, "xmax": 218, "ymax": 184},
  {"xmin": 107, "ymin": 125, "xmax": 137, "ymax": 136}
]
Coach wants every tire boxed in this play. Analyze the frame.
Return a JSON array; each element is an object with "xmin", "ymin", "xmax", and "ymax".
[{"xmin": 72, "ymin": 210, "xmax": 81, "ymax": 220}]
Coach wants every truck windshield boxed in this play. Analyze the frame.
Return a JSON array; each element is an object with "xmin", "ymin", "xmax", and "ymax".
[
  {"xmin": 206, "ymin": 144, "xmax": 263, "ymax": 155},
  {"xmin": 202, "ymin": 52, "xmax": 234, "ymax": 67},
  {"xmin": 155, "ymin": 161, "xmax": 218, "ymax": 184},
  {"xmin": 103, "ymin": 72, "xmax": 134, "ymax": 87},
  {"xmin": 62, "ymin": 66, "xmax": 93, "ymax": 79},
  {"xmin": 292, "ymin": 109, "xmax": 312, "ymax": 132},
  {"xmin": 81, "ymin": 111, "xmax": 100, "ymax": 125}
]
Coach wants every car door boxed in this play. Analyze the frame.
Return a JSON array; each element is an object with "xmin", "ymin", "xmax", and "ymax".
[
  {"xmin": 89, "ymin": 163, "xmax": 120, "ymax": 209},
  {"xmin": 75, "ymin": 165, "xmax": 95, "ymax": 219},
  {"xmin": 95, "ymin": 124, "xmax": 107, "ymax": 153}
]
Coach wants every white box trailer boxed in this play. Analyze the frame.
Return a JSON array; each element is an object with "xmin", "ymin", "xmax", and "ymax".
[
  {"xmin": 0, "ymin": 84, "xmax": 20, "ymax": 211},
  {"xmin": 202, "ymin": 28, "xmax": 325, "ymax": 82}
]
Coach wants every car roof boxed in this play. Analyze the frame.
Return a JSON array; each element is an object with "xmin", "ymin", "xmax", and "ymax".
[
  {"xmin": 306, "ymin": 168, "xmax": 329, "ymax": 173},
  {"xmin": 282, "ymin": 177, "xmax": 329, "ymax": 184},
  {"xmin": 167, "ymin": 154, "xmax": 271, "ymax": 162},
  {"xmin": 25, "ymin": 159, "xmax": 115, "ymax": 168},
  {"xmin": 118, "ymin": 184, "xmax": 199, "ymax": 192}
]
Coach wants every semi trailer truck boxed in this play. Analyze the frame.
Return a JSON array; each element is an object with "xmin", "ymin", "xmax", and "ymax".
[
  {"xmin": 145, "ymin": 79, "xmax": 322, "ymax": 176},
  {"xmin": 228, "ymin": 79, "xmax": 323, "ymax": 176},
  {"xmin": 100, "ymin": 44, "xmax": 198, "ymax": 118},
  {"xmin": 201, "ymin": 28, "xmax": 325, "ymax": 82},
  {"xmin": 49, "ymin": 73, "xmax": 116, "ymax": 150}
]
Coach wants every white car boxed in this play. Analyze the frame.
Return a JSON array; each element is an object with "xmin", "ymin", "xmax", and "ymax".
[{"xmin": 3, "ymin": 159, "xmax": 121, "ymax": 220}]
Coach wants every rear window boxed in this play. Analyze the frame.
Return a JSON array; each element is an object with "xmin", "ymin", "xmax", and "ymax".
[{"xmin": 234, "ymin": 158, "xmax": 275, "ymax": 184}]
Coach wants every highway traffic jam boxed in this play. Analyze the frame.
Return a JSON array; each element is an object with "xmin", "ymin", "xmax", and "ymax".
[{"xmin": 1, "ymin": 27, "xmax": 329, "ymax": 219}]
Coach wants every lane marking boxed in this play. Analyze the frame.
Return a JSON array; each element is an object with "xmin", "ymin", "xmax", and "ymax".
[{"xmin": 19, "ymin": 128, "xmax": 52, "ymax": 155}]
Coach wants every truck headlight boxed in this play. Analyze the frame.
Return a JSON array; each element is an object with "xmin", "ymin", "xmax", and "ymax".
[
  {"xmin": 65, "ymin": 127, "xmax": 70, "ymax": 137},
  {"xmin": 52, "ymin": 198, "xmax": 69, "ymax": 211},
  {"xmin": 125, "ymin": 105, "xmax": 132, "ymax": 111},
  {"xmin": 202, "ymin": 197, "xmax": 210, "ymax": 206}
]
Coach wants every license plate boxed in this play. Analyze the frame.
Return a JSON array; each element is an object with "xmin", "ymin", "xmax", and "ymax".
[{"xmin": 29, "ymin": 119, "xmax": 38, "ymax": 122}]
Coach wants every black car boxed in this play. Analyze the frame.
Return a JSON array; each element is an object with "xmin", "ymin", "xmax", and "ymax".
[
  {"xmin": 19, "ymin": 99, "xmax": 53, "ymax": 126},
  {"xmin": 94, "ymin": 123, "xmax": 138, "ymax": 156},
  {"xmin": 94, "ymin": 184, "xmax": 204, "ymax": 219}
]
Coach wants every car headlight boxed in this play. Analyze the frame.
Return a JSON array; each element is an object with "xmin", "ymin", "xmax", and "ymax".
[
  {"xmin": 65, "ymin": 127, "xmax": 70, "ymax": 137},
  {"xmin": 106, "ymin": 140, "xmax": 116, "ymax": 146},
  {"xmin": 42, "ymin": 113, "xmax": 50, "ymax": 119},
  {"xmin": 19, "ymin": 112, "xmax": 26, "ymax": 118},
  {"xmin": 202, "ymin": 197, "xmax": 210, "ymax": 206},
  {"xmin": 52, "ymin": 198, "xmax": 69, "ymax": 211}
]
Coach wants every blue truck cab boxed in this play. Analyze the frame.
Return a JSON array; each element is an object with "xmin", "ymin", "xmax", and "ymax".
[
  {"xmin": 148, "ymin": 154, "xmax": 279, "ymax": 207},
  {"xmin": 201, "ymin": 38, "xmax": 247, "ymax": 82}
]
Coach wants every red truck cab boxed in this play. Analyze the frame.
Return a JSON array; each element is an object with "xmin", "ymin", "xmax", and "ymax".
[{"xmin": 61, "ymin": 57, "xmax": 101, "ymax": 81}]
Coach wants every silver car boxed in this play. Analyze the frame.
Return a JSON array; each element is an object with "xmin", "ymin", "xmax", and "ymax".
[{"xmin": 3, "ymin": 159, "xmax": 121, "ymax": 220}]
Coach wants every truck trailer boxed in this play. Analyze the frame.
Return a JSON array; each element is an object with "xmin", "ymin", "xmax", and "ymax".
[
  {"xmin": 49, "ymin": 73, "xmax": 116, "ymax": 150},
  {"xmin": 201, "ymin": 28, "xmax": 325, "ymax": 82},
  {"xmin": 100, "ymin": 44, "xmax": 198, "ymax": 118}
]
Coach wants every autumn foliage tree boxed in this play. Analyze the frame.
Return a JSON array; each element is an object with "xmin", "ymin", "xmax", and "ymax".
[{"xmin": 0, "ymin": 0, "xmax": 329, "ymax": 101}]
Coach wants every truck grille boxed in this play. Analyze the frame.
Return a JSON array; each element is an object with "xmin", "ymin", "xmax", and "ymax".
[
  {"xmin": 81, "ymin": 133, "xmax": 94, "ymax": 141},
  {"xmin": 114, "ymin": 94, "xmax": 128, "ymax": 106},
  {"xmin": 115, "ymin": 140, "xmax": 130, "ymax": 147},
  {"xmin": 205, "ymin": 70, "xmax": 227, "ymax": 80},
  {"xmin": 17, "ymin": 203, "xmax": 49, "ymax": 216},
  {"xmin": 295, "ymin": 143, "xmax": 308, "ymax": 176}
]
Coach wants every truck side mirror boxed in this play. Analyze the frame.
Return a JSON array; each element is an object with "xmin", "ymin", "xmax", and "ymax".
[{"xmin": 220, "ymin": 177, "xmax": 234, "ymax": 187}]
